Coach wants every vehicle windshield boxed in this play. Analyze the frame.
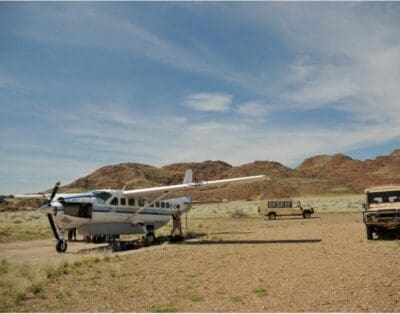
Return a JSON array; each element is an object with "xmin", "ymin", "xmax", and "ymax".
[
  {"xmin": 93, "ymin": 191, "xmax": 112, "ymax": 204},
  {"xmin": 368, "ymin": 191, "xmax": 400, "ymax": 204}
]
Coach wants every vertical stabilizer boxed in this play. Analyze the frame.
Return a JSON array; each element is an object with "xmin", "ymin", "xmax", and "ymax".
[{"xmin": 183, "ymin": 169, "xmax": 193, "ymax": 184}]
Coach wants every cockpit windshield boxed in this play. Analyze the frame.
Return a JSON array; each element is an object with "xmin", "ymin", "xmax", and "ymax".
[
  {"xmin": 94, "ymin": 191, "xmax": 112, "ymax": 204},
  {"xmin": 368, "ymin": 191, "xmax": 400, "ymax": 204}
]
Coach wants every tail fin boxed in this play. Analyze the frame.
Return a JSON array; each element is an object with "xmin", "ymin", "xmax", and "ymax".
[{"xmin": 183, "ymin": 169, "xmax": 193, "ymax": 184}]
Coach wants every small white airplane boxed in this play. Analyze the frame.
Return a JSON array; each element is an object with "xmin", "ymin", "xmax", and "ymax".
[{"xmin": 15, "ymin": 170, "xmax": 266, "ymax": 253}]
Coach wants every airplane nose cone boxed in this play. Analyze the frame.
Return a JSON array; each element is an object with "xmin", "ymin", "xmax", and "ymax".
[
  {"xmin": 38, "ymin": 204, "xmax": 53, "ymax": 214},
  {"xmin": 38, "ymin": 201, "xmax": 63, "ymax": 214}
]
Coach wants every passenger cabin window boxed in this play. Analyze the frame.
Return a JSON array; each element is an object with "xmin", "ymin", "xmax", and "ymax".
[
  {"xmin": 285, "ymin": 201, "xmax": 292, "ymax": 208},
  {"xmin": 138, "ymin": 199, "xmax": 145, "ymax": 207},
  {"xmin": 110, "ymin": 197, "xmax": 118, "ymax": 206},
  {"xmin": 94, "ymin": 192, "xmax": 112, "ymax": 204},
  {"xmin": 156, "ymin": 201, "xmax": 160, "ymax": 208},
  {"xmin": 166, "ymin": 202, "xmax": 170, "ymax": 208},
  {"xmin": 120, "ymin": 198, "xmax": 126, "ymax": 206},
  {"xmin": 161, "ymin": 202, "xmax": 165, "ymax": 208},
  {"xmin": 128, "ymin": 198, "xmax": 135, "ymax": 206}
]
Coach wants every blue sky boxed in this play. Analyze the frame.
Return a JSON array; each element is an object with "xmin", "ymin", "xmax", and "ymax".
[{"xmin": 1, "ymin": 2, "xmax": 400, "ymax": 194}]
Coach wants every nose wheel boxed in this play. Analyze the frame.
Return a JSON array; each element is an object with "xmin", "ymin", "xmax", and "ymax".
[{"xmin": 56, "ymin": 239, "xmax": 68, "ymax": 253}]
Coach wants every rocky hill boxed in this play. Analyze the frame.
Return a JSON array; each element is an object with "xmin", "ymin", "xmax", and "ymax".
[
  {"xmin": 296, "ymin": 150, "xmax": 400, "ymax": 192},
  {"xmin": 4, "ymin": 149, "xmax": 400, "ymax": 210}
]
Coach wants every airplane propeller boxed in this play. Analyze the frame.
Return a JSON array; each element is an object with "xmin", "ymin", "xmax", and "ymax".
[{"xmin": 48, "ymin": 181, "xmax": 61, "ymax": 206}]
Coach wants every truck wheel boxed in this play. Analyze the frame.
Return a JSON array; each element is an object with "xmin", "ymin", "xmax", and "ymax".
[
  {"xmin": 302, "ymin": 211, "xmax": 311, "ymax": 219},
  {"xmin": 268, "ymin": 212, "xmax": 276, "ymax": 220}
]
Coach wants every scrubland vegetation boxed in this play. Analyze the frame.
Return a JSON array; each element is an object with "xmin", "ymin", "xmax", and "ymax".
[{"xmin": 0, "ymin": 212, "xmax": 51, "ymax": 243}]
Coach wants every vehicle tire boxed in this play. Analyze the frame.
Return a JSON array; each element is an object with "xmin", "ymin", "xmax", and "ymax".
[
  {"xmin": 56, "ymin": 240, "xmax": 67, "ymax": 253},
  {"xmin": 302, "ymin": 211, "xmax": 311, "ymax": 219},
  {"xmin": 144, "ymin": 232, "xmax": 155, "ymax": 246},
  {"xmin": 268, "ymin": 212, "xmax": 276, "ymax": 220},
  {"xmin": 366, "ymin": 226, "xmax": 373, "ymax": 240}
]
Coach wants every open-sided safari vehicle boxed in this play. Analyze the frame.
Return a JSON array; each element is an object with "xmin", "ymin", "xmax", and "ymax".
[
  {"xmin": 363, "ymin": 186, "xmax": 400, "ymax": 239},
  {"xmin": 258, "ymin": 199, "xmax": 314, "ymax": 220}
]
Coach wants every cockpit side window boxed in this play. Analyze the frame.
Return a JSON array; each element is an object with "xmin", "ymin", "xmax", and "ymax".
[
  {"xmin": 110, "ymin": 197, "xmax": 118, "ymax": 206},
  {"xmin": 94, "ymin": 192, "xmax": 112, "ymax": 204}
]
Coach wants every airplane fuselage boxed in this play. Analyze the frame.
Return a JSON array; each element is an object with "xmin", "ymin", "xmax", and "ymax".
[{"xmin": 39, "ymin": 189, "xmax": 191, "ymax": 236}]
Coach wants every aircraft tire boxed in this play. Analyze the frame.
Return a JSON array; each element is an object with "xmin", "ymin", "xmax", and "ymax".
[
  {"xmin": 302, "ymin": 211, "xmax": 311, "ymax": 219},
  {"xmin": 56, "ymin": 240, "xmax": 67, "ymax": 253}
]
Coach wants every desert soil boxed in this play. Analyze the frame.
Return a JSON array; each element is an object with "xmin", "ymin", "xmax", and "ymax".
[{"xmin": 2, "ymin": 211, "xmax": 400, "ymax": 312}]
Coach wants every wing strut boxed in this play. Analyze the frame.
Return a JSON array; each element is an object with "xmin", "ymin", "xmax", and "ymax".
[{"xmin": 127, "ymin": 190, "xmax": 172, "ymax": 222}]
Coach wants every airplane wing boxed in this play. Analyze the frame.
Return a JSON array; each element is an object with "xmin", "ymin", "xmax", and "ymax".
[
  {"xmin": 13, "ymin": 193, "xmax": 48, "ymax": 199},
  {"xmin": 122, "ymin": 175, "xmax": 267, "ymax": 200}
]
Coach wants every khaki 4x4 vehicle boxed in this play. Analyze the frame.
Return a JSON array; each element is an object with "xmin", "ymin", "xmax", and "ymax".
[
  {"xmin": 258, "ymin": 200, "xmax": 314, "ymax": 220},
  {"xmin": 363, "ymin": 186, "xmax": 400, "ymax": 239}
]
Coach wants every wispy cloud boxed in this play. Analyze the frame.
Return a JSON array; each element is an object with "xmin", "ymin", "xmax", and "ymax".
[
  {"xmin": 184, "ymin": 93, "xmax": 232, "ymax": 112},
  {"xmin": 234, "ymin": 101, "xmax": 269, "ymax": 117}
]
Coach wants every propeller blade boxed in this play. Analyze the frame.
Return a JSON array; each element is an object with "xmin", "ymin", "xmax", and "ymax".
[{"xmin": 48, "ymin": 181, "xmax": 61, "ymax": 205}]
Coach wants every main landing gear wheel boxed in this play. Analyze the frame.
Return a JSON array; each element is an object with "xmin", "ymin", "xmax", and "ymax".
[
  {"xmin": 144, "ymin": 232, "xmax": 155, "ymax": 247},
  {"xmin": 56, "ymin": 240, "xmax": 68, "ymax": 253},
  {"xmin": 302, "ymin": 211, "xmax": 311, "ymax": 219}
]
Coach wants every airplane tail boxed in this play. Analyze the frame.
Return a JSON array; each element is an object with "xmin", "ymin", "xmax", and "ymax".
[{"xmin": 183, "ymin": 169, "xmax": 193, "ymax": 184}]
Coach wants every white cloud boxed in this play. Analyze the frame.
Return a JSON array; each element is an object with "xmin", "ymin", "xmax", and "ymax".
[
  {"xmin": 235, "ymin": 102, "xmax": 269, "ymax": 117},
  {"xmin": 184, "ymin": 93, "xmax": 232, "ymax": 112}
]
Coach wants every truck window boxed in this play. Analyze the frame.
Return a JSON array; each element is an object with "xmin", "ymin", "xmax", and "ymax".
[
  {"xmin": 368, "ymin": 191, "xmax": 400, "ymax": 204},
  {"xmin": 276, "ymin": 201, "xmax": 285, "ymax": 208},
  {"xmin": 268, "ymin": 201, "xmax": 276, "ymax": 208}
]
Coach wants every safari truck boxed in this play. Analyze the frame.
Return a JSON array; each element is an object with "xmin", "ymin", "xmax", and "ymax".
[
  {"xmin": 258, "ymin": 200, "xmax": 314, "ymax": 220},
  {"xmin": 363, "ymin": 186, "xmax": 400, "ymax": 239}
]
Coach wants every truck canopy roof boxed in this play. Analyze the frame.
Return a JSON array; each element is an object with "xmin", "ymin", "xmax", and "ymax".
[{"xmin": 365, "ymin": 185, "xmax": 400, "ymax": 194}]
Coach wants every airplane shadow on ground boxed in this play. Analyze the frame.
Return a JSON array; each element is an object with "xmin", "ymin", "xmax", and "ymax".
[
  {"xmin": 182, "ymin": 239, "xmax": 322, "ymax": 245},
  {"xmin": 78, "ymin": 233, "xmax": 321, "ymax": 253}
]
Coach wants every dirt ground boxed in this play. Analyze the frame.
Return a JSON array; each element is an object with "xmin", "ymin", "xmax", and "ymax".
[{"xmin": 2, "ymin": 211, "xmax": 400, "ymax": 312}]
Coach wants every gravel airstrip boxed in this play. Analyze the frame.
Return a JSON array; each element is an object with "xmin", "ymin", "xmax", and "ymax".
[{"xmin": 1, "ymin": 199, "xmax": 400, "ymax": 312}]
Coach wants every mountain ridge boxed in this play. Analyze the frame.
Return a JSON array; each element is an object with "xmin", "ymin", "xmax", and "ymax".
[{"xmin": 3, "ymin": 149, "xmax": 400, "ymax": 211}]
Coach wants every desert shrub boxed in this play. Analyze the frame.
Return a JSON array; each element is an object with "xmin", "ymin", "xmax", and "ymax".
[
  {"xmin": 230, "ymin": 209, "xmax": 248, "ymax": 219},
  {"xmin": 188, "ymin": 295, "xmax": 204, "ymax": 302},
  {"xmin": 230, "ymin": 296, "xmax": 242, "ymax": 302},
  {"xmin": 150, "ymin": 304, "xmax": 179, "ymax": 313},
  {"xmin": 252, "ymin": 287, "xmax": 268, "ymax": 297}
]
